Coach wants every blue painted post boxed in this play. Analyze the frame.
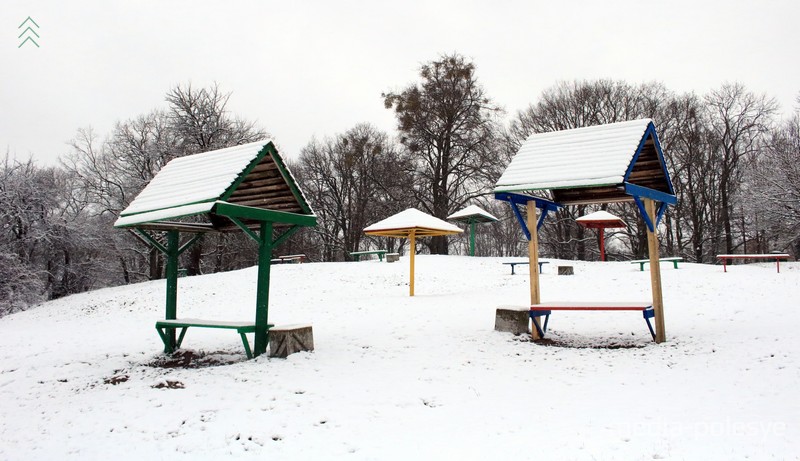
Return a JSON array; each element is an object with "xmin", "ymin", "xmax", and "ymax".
[{"xmin": 254, "ymin": 221, "xmax": 274, "ymax": 356}]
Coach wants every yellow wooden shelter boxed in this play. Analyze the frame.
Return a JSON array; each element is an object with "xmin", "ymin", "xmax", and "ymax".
[{"xmin": 364, "ymin": 208, "xmax": 462, "ymax": 296}]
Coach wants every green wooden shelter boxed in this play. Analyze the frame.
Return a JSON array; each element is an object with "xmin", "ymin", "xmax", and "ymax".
[
  {"xmin": 447, "ymin": 205, "xmax": 499, "ymax": 256},
  {"xmin": 114, "ymin": 140, "xmax": 316, "ymax": 357}
]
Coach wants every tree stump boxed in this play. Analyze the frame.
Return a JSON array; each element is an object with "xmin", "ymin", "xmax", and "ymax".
[
  {"xmin": 269, "ymin": 324, "xmax": 314, "ymax": 358},
  {"xmin": 558, "ymin": 266, "xmax": 574, "ymax": 275},
  {"xmin": 494, "ymin": 306, "xmax": 529, "ymax": 335},
  {"xmin": 386, "ymin": 253, "xmax": 400, "ymax": 263}
]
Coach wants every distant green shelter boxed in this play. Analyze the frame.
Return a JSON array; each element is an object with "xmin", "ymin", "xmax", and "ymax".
[
  {"xmin": 115, "ymin": 140, "xmax": 316, "ymax": 357},
  {"xmin": 447, "ymin": 205, "xmax": 499, "ymax": 256}
]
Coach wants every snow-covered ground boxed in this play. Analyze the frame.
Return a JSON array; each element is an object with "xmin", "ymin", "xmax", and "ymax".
[{"xmin": 1, "ymin": 256, "xmax": 798, "ymax": 460}]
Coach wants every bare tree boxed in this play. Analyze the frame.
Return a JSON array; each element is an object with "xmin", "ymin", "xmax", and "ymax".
[
  {"xmin": 383, "ymin": 53, "xmax": 502, "ymax": 254},
  {"xmin": 750, "ymin": 98, "xmax": 800, "ymax": 256},
  {"xmin": 165, "ymin": 82, "xmax": 268, "ymax": 275},
  {"xmin": 704, "ymin": 83, "xmax": 778, "ymax": 254},
  {"xmin": 294, "ymin": 124, "xmax": 412, "ymax": 261}
]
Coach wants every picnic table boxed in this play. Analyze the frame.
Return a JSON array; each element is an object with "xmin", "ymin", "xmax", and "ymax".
[
  {"xmin": 278, "ymin": 254, "xmax": 306, "ymax": 263},
  {"xmin": 350, "ymin": 249, "xmax": 388, "ymax": 261},
  {"xmin": 716, "ymin": 253, "xmax": 790, "ymax": 273},
  {"xmin": 629, "ymin": 256, "xmax": 683, "ymax": 271},
  {"xmin": 502, "ymin": 260, "xmax": 549, "ymax": 275}
]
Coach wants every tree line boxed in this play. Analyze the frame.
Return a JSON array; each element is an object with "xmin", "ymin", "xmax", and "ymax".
[{"xmin": 2, "ymin": 53, "xmax": 798, "ymax": 316}]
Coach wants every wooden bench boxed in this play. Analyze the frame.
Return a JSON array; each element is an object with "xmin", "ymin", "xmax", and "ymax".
[
  {"xmin": 155, "ymin": 318, "xmax": 273, "ymax": 359},
  {"xmin": 350, "ymin": 249, "xmax": 388, "ymax": 261},
  {"xmin": 630, "ymin": 257, "xmax": 683, "ymax": 271},
  {"xmin": 529, "ymin": 302, "xmax": 656, "ymax": 341},
  {"xmin": 502, "ymin": 261, "xmax": 549, "ymax": 275},
  {"xmin": 717, "ymin": 254, "xmax": 790, "ymax": 273},
  {"xmin": 279, "ymin": 254, "xmax": 306, "ymax": 263}
]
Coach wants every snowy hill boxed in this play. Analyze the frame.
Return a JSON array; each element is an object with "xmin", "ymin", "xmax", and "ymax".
[{"xmin": 1, "ymin": 256, "xmax": 798, "ymax": 460}]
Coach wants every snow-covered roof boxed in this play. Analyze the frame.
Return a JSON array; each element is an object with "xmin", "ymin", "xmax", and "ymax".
[
  {"xmin": 364, "ymin": 208, "xmax": 463, "ymax": 236},
  {"xmin": 494, "ymin": 119, "xmax": 675, "ymax": 206},
  {"xmin": 114, "ymin": 140, "xmax": 314, "ymax": 230},
  {"xmin": 576, "ymin": 210, "xmax": 626, "ymax": 225},
  {"xmin": 447, "ymin": 205, "xmax": 499, "ymax": 223},
  {"xmin": 120, "ymin": 140, "xmax": 271, "ymax": 218}
]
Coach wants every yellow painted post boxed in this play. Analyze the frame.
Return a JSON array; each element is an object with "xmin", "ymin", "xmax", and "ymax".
[
  {"xmin": 645, "ymin": 199, "xmax": 666, "ymax": 343},
  {"xmin": 527, "ymin": 201, "xmax": 542, "ymax": 339},
  {"xmin": 409, "ymin": 230, "xmax": 416, "ymax": 297}
]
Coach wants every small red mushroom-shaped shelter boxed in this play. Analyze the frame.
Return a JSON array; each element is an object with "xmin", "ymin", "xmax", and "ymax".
[{"xmin": 575, "ymin": 210, "xmax": 627, "ymax": 261}]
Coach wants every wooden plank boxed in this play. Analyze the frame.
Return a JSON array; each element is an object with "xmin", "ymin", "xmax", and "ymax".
[
  {"xmin": 227, "ymin": 196, "xmax": 300, "ymax": 208},
  {"xmin": 409, "ymin": 230, "xmax": 416, "ymax": 296},
  {"xmin": 156, "ymin": 318, "xmax": 256, "ymax": 329},
  {"xmin": 229, "ymin": 184, "xmax": 290, "ymax": 197},
  {"xmin": 235, "ymin": 176, "xmax": 287, "ymax": 190},
  {"xmin": 248, "ymin": 162, "xmax": 279, "ymax": 174},
  {"xmin": 229, "ymin": 188, "xmax": 293, "ymax": 201},
  {"xmin": 527, "ymin": 201, "xmax": 542, "ymax": 340},
  {"xmin": 531, "ymin": 302, "xmax": 651, "ymax": 311},
  {"xmin": 645, "ymin": 198, "xmax": 666, "ymax": 343}
]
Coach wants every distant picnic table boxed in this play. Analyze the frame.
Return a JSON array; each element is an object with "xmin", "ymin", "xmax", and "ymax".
[
  {"xmin": 278, "ymin": 254, "xmax": 307, "ymax": 263},
  {"xmin": 716, "ymin": 254, "xmax": 790, "ymax": 273},
  {"xmin": 502, "ymin": 260, "xmax": 549, "ymax": 275},
  {"xmin": 629, "ymin": 257, "xmax": 683, "ymax": 271},
  {"xmin": 350, "ymin": 249, "xmax": 388, "ymax": 261}
]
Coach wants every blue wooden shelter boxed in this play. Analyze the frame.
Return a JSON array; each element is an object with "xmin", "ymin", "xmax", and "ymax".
[{"xmin": 494, "ymin": 119, "xmax": 676, "ymax": 343}]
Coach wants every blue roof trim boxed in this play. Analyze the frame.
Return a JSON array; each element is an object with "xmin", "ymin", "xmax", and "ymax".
[
  {"xmin": 624, "ymin": 183, "xmax": 677, "ymax": 205},
  {"xmin": 494, "ymin": 192, "xmax": 562, "ymax": 240},
  {"xmin": 494, "ymin": 192, "xmax": 561, "ymax": 212}
]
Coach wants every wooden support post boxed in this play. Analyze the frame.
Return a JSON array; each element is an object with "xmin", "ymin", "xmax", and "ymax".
[
  {"xmin": 645, "ymin": 199, "xmax": 666, "ymax": 343},
  {"xmin": 599, "ymin": 228, "xmax": 606, "ymax": 261},
  {"xmin": 527, "ymin": 202, "xmax": 542, "ymax": 339},
  {"xmin": 164, "ymin": 230, "xmax": 179, "ymax": 351},
  {"xmin": 409, "ymin": 230, "xmax": 416, "ymax": 297},
  {"xmin": 254, "ymin": 221, "xmax": 274, "ymax": 356}
]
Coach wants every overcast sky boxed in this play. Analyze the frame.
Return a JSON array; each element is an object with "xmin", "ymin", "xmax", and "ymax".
[{"xmin": 3, "ymin": 0, "xmax": 798, "ymax": 166}]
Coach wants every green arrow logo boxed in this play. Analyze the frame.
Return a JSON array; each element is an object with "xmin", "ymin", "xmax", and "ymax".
[{"xmin": 18, "ymin": 16, "xmax": 40, "ymax": 48}]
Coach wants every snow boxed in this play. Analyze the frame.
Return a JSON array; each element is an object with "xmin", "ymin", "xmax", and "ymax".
[
  {"xmin": 495, "ymin": 119, "xmax": 652, "ymax": 193},
  {"xmin": 447, "ymin": 205, "xmax": 499, "ymax": 223},
  {"xmin": 576, "ymin": 210, "xmax": 627, "ymax": 226},
  {"xmin": 364, "ymin": 208, "xmax": 463, "ymax": 234},
  {"xmin": 118, "ymin": 140, "xmax": 274, "ymax": 219},
  {"xmin": 1, "ymin": 256, "xmax": 799, "ymax": 460}
]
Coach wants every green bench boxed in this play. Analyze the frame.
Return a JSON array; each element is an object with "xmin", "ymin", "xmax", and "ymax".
[
  {"xmin": 630, "ymin": 257, "xmax": 683, "ymax": 271},
  {"xmin": 350, "ymin": 249, "xmax": 388, "ymax": 261},
  {"xmin": 155, "ymin": 318, "xmax": 273, "ymax": 359}
]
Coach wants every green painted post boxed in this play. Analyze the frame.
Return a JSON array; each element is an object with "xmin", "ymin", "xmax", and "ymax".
[
  {"xmin": 254, "ymin": 221, "xmax": 274, "ymax": 356},
  {"xmin": 164, "ymin": 230, "xmax": 180, "ymax": 351},
  {"xmin": 469, "ymin": 219, "xmax": 476, "ymax": 256}
]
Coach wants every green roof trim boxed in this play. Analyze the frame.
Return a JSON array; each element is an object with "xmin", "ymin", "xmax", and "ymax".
[{"xmin": 213, "ymin": 202, "xmax": 317, "ymax": 227}]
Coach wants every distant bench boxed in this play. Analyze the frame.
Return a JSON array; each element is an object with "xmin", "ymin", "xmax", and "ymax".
[
  {"xmin": 717, "ymin": 253, "xmax": 790, "ymax": 273},
  {"xmin": 350, "ymin": 249, "xmax": 388, "ymax": 261},
  {"xmin": 630, "ymin": 257, "xmax": 683, "ymax": 271},
  {"xmin": 155, "ymin": 318, "xmax": 273, "ymax": 359},
  {"xmin": 278, "ymin": 254, "xmax": 306, "ymax": 264},
  {"xmin": 529, "ymin": 302, "xmax": 656, "ymax": 341},
  {"xmin": 503, "ymin": 261, "xmax": 549, "ymax": 275}
]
